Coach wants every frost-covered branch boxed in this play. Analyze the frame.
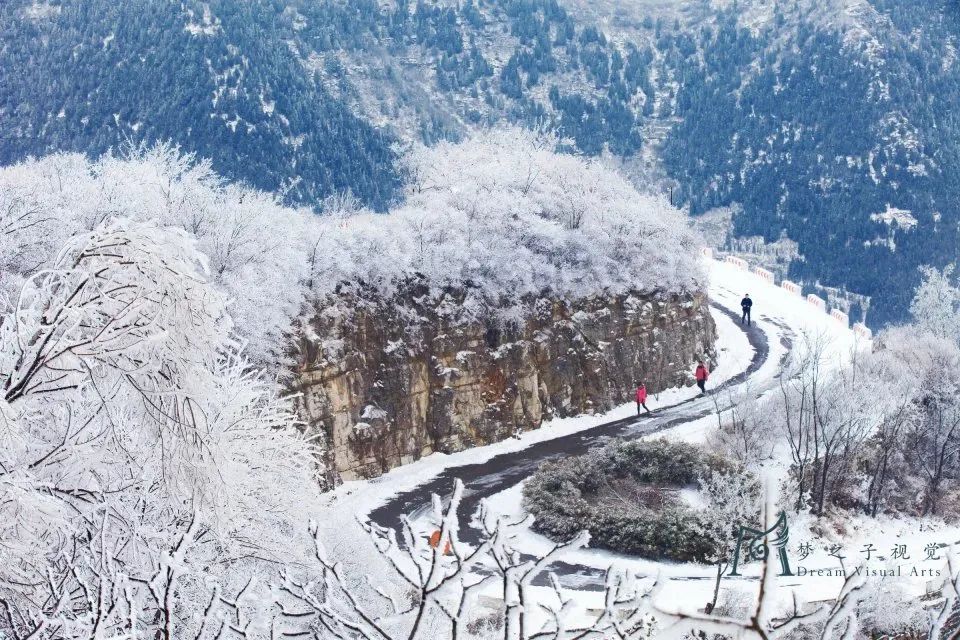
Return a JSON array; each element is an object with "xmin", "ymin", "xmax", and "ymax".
[{"xmin": 0, "ymin": 218, "xmax": 319, "ymax": 640}]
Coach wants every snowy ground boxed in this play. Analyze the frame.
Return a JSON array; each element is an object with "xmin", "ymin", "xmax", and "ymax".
[{"xmin": 317, "ymin": 258, "xmax": 955, "ymax": 623}]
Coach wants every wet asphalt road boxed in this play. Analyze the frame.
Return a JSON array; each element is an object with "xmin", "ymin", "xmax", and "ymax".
[{"xmin": 366, "ymin": 305, "xmax": 784, "ymax": 588}]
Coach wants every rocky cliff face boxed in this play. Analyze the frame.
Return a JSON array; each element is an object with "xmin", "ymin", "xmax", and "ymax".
[{"xmin": 292, "ymin": 281, "xmax": 716, "ymax": 484}]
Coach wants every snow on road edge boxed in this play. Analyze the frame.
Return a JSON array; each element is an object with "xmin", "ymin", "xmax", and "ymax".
[{"xmin": 320, "ymin": 259, "xmax": 756, "ymax": 520}]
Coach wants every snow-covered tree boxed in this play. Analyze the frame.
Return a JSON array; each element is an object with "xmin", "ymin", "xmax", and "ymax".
[
  {"xmin": 895, "ymin": 333, "xmax": 960, "ymax": 515},
  {"xmin": 769, "ymin": 331, "xmax": 883, "ymax": 514},
  {"xmin": 697, "ymin": 466, "xmax": 761, "ymax": 614},
  {"xmin": 395, "ymin": 128, "xmax": 705, "ymax": 309},
  {"xmin": 0, "ymin": 219, "xmax": 319, "ymax": 639},
  {"xmin": 1, "ymin": 132, "xmax": 706, "ymax": 369},
  {"xmin": 847, "ymin": 327, "xmax": 960, "ymax": 517},
  {"xmin": 708, "ymin": 383, "xmax": 776, "ymax": 466},
  {"xmin": 911, "ymin": 265, "xmax": 960, "ymax": 344},
  {"xmin": 856, "ymin": 328, "xmax": 925, "ymax": 516},
  {"xmin": 0, "ymin": 146, "xmax": 319, "ymax": 368}
]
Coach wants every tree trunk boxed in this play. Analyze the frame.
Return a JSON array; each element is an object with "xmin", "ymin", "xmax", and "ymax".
[
  {"xmin": 706, "ymin": 562, "xmax": 725, "ymax": 614},
  {"xmin": 867, "ymin": 450, "xmax": 888, "ymax": 517}
]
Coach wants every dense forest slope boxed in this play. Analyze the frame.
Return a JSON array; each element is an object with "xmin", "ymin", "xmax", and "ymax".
[
  {"xmin": 3, "ymin": 0, "xmax": 959, "ymax": 323},
  {"xmin": 0, "ymin": 1, "xmax": 401, "ymax": 210},
  {"xmin": 659, "ymin": 0, "xmax": 960, "ymax": 325}
]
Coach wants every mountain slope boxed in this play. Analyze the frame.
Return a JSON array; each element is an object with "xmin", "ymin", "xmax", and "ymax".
[
  {"xmin": 3, "ymin": 0, "xmax": 960, "ymax": 324},
  {"xmin": 0, "ymin": 0, "xmax": 401, "ymax": 210},
  {"xmin": 656, "ymin": 0, "xmax": 960, "ymax": 324}
]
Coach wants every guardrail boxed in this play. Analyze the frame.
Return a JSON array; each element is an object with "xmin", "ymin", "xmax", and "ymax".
[
  {"xmin": 806, "ymin": 294, "xmax": 826, "ymax": 311},
  {"xmin": 753, "ymin": 267, "xmax": 775, "ymax": 284},
  {"xmin": 781, "ymin": 280, "xmax": 802, "ymax": 296},
  {"xmin": 725, "ymin": 255, "xmax": 749, "ymax": 271},
  {"xmin": 713, "ymin": 254, "xmax": 870, "ymax": 341},
  {"xmin": 830, "ymin": 309, "xmax": 849, "ymax": 327}
]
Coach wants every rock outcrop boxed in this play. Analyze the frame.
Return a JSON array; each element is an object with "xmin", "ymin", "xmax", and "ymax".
[{"xmin": 292, "ymin": 281, "xmax": 716, "ymax": 483}]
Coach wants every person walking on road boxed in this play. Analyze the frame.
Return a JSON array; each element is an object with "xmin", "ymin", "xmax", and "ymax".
[
  {"xmin": 636, "ymin": 383, "xmax": 650, "ymax": 415},
  {"xmin": 741, "ymin": 293, "xmax": 753, "ymax": 326},
  {"xmin": 695, "ymin": 360, "xmax": 709, "ymax": 394}
]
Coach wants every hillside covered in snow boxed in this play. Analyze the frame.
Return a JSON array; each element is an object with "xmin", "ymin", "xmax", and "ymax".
[
  {"xmin": 5, "ymin": 0, "xmax": 960, "ymax": 325},
  {"xmin": 0, "ymin": 128, "xmax": 722, "ymax": 637},
  {"xmin": 0, "ymin": 129, "xmax": 703, "ymax": 367},
  {"xmin": 4, "ymin": 0, "xmax": 960, "ymax": 324}
]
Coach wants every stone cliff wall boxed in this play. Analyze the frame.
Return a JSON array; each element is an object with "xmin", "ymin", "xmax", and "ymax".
[{"xmin": 292, "ymin": 282, "xmax": 716, "ymax": 483}]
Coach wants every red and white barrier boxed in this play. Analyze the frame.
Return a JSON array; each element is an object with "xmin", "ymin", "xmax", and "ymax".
[
  {"xmin": 753, "ymin": 267, "xmax": 774, "ymax": 284},
  {"xmin": 806, "ymin": 294, "xmax": 826, "ymax": 311},
  {"xmin": 830, "ymin": 309, "xmax": 849, "ymax": 327},
  {"xmin": 700, "ymin": 247, "xmax": 714, "ymax": 260},
  {"xmin": 725, "ymin": 255, "xmax": 748, "ymax": 271},
  {"xmin": 853, "ymin": 323, "xmax": 873, "ymax": 340},
  {"xmin": 781, "ymin": 280, "xmax": 801, "ymax": 296}
]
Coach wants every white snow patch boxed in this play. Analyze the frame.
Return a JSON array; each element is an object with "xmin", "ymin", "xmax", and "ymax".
[
  {"xmin": 185, "ymin": 4, "xmax": 220, "ymax": 36},
  {"xmin": 871, "ymin": 204, "xmax": 918, "ymax": 231},
  {"xmin": 21, "ymin": 2, "xmax": 60, "ymax": 20},
  {"xmin": 360, "ymin": 405, "xmax": 387, "ymax": 421}
]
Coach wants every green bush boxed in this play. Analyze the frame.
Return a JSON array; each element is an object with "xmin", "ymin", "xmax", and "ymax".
[{"xmin": 522, "ymin": 439, "xmax": 733, "ymax": 562}]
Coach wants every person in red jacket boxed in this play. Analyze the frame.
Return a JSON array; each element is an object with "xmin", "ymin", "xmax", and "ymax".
[
  {"xmin": 695, "ymin": 360, "xmax": 709, "ymax": 394},
  {"xmin": 636, "ymin": 383, "xmax": 650, "ymax": 415}
]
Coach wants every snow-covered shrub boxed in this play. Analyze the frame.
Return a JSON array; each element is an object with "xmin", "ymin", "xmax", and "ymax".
[
  {"xmin": 710, "ymin": 587, "xmax": 755, "ymax": 619},
  {"xmin": 707, "ymin": 384, "xmax": 778, "ymax": 465},
  {"xmin": 521, "ymin": 452, "xmax": 598, "ymax": 540},
  {"xmin": 0, "ymin": 129, "xmax": 705, "ymax": 367},
  {"xmin": 523, "ymin": 439, "xmax": 756, "ymax": 562},
  {"xmin": 0, "ymin": 145, "xmax": 318, "ymax": 367},
  {"xmin": 911, "ymin": 264, "xmax": 960, "ymax": 345},
  {"xmin": 0, "ymin": 219, "xmax": 319, "ymax": 639},
  {"xmin": 587, "ymin": 505, "xmax": 714, "ymax": 560},
  {"xmin": 856, "ymin": 579, "xmax": 929, "ymax": 637}
]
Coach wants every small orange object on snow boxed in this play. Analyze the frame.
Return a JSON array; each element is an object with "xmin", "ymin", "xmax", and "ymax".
[{"xmin": 428, "ymin": 530, "xmax": 452, "ymax": 555}]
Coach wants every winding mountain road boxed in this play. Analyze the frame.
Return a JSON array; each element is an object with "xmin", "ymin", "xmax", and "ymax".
[
  {"xmin": 314, "ymin": 260, "xmax": 863, "ymax": 606},
  {"xmin": 366, "ymin": 297, "xmax": 793, "ymax": 587}
]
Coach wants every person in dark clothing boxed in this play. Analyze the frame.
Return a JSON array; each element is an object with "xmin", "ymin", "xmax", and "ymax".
[
  {"xmin": 636, "ymin": 383, "xmax": 651, "ymax": 415},
  {"xmin": 695, "ymin": 361, "xmax": 709, "ymax": 394},
  {"xmin": 741, "ymin": 294, "xmax": 753, "ymax": 326}
]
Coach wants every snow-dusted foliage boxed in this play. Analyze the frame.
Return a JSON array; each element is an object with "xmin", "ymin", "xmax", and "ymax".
[
  {"xmin": 697, "ymin": 465, "xmax": 761, "ymax": 613},
  {"xmin": 1, "ymin": 131, "xmax": 704, "ymax": 367},
  {"xmin": 394, "ymin": 129, "xmax": 705, "ymax": 305},
  {"xmin": 768, "ymin": 331, "xmax": 886, "ymax": 515},
  {"xmin": 309, "ymin": 128, "xmax": 704, "ymax": 327},
  {"xmin": 522, "ymin": 439, "xmax": 754, "ymax": 562},
  {"xmin": 911, "ymin": 264, "xmax": 960, "ymax": 345},
  {"xmin": 728, "ymin": 318, "xmax": 960, "ymax": 520},
  {"xmin": 0, "ymin": 219, "xmax": 319, "ymax": 638},
  {"xmin": 0, "ymin": 146, "xmax": 319, "ymax": 366},
  {"xmin": 856, "ymin": 579, "xmax": 929, "ymax": 637},
  {"xmin": 707, "ymin": 383, "xmax": 778, "ymax": 465},
  {"xmin": 862, "ymin": 327, "xmax": 960, "ymax": 517}
]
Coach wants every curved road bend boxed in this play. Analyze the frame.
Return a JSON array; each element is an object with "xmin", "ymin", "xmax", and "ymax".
[{"xmin": 368, "ymin": 305, "xmax": 786, "ymax": 588}]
